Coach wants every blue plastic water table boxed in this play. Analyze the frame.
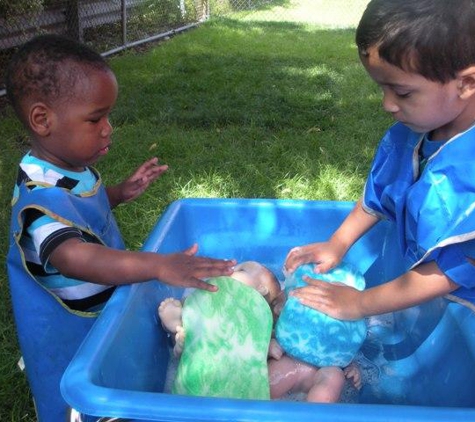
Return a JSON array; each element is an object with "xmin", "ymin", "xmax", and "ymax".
[{"xmin": 61, "ymin": 198, "xmax": 475, "ymax": 421}]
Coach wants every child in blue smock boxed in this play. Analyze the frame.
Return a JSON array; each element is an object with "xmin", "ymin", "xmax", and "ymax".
[
  {"xmin": 285, "ymin": 0, "xmax": 475, "ymax": 319},
  {"xmin": 6, "ymin": 34, "xmax": 236, "ymax": 312}
]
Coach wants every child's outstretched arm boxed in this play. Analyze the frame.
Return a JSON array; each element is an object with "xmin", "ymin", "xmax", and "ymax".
[
  {"xmin": 106, "ymin": 157, "xmax": 168, "ymax": 208},
  {"xmin": 49, "ymin": 240, "xmax": 235, "ymax": 292},
  {"xmin": 285, "ymin": 199, "xmax": 379, "ymax": 274},
  {"xmin": 291, "ymin": 261, "xmax": 459, "ymax": 320}
]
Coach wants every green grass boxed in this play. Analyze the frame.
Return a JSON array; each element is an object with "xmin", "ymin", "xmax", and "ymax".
[
  {"xmin": 234, "ymin": 0, "xmax": 370, "ymax": 27},
  {"xmin": 0, "ymin": 5, "xmax": 391, "ymax": 420}
]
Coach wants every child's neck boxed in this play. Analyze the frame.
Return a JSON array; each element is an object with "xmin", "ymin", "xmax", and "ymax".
[{"xmin": 29, "ymin": 149, "xmax": 86, "ymax": 172}]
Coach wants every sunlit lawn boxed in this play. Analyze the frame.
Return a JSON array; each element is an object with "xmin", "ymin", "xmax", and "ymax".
[{"xmin": 237, "ymin": 0, "xmax": 370, "ymax": 27}]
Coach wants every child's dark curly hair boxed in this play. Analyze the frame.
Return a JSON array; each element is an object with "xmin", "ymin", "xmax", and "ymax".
[{"xmin": 5, "ymin": 34, "xmax": 111, "ymax": 127}]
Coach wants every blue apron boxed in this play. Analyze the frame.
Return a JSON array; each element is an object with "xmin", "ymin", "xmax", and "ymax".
[
  {"xmin": 364, "ymin": 122, "xmax": 475, "ymax": 302},
  {"xmin": 7, "ymin": 172, "xmax": 125, "ymax": 422}
]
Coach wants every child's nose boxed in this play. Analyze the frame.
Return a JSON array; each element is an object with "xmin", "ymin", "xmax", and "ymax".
[
  {"xmin": 382, "ymin": 93, "xmax": 399, "ymax": 113},
  {"xmin": 101, "ymin": 119, "xmax": 113, "ymax": 137}
]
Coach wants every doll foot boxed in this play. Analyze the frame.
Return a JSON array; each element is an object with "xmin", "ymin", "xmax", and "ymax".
[{"xmin": 158, "ymin": 298, "xmax": 183, "ymax": 334}]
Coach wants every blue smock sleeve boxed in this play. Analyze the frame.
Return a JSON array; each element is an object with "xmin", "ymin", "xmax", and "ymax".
[
  {"xmin": 363, "ymin": 123, "xmax": 420, "ymax": 221},
  {"xmin": 436, "ymin": 241, "xmax": 475, "ymax": 290}
]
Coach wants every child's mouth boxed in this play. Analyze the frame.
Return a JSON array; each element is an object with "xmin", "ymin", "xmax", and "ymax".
[{"xmin": 98, "ymin": 145, "xmax": 110, "ymax": 155}]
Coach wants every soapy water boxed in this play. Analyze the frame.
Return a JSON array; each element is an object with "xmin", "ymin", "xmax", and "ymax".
[{"xmin": 163, "ymin": 312, "xmax": 395, "ymax": 403}]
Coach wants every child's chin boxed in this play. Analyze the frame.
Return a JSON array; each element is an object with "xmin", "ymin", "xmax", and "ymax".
[{"xmin": 400, "ymin": 121, "xmax": 426, "ymax": 134}]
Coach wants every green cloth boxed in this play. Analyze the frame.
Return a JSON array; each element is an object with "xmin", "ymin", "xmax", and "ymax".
[{"xmin": 173, "ymin": 276, "xmax": 273, "ymax": 399}]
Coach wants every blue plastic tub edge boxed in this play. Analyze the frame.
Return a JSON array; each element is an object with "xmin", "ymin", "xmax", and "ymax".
[
  {"xmin": 140, "ymin": 198, "xmax": 359, "ymax": 254},
  {"xmin": 61, "ymin": 198, "xmax": 475, "ymax": 422}
]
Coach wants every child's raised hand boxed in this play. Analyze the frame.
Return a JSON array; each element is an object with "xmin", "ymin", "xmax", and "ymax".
[
  {"xmin": 121, "ymin": 157, "xmax": 168, "ymax": 202},
  {"xmin": 156, "ymin": 243, "xmax": 236, "ymax": 292},
  {"xmin": 108, "ymin": 157, "xmax": 168, "ymax": 206}
]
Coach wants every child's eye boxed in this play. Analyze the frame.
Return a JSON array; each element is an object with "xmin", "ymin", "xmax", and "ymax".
[
  {"xmin": 395, "ymin": 91, "xmax": 411, "ymax": 99},
  {"xmin": 88, "ymin": 115, "xmax": 107, "ymax": 124}
]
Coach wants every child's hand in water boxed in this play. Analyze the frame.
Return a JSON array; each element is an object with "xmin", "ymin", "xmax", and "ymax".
[
  {"xmin": 344, "ymin": 362, "xmax": 362, "ymax": 390},
  {"xmin": 284, "ymin": 241, "xmax": 344, "ymax": 275},
  {"xmin": 290, "ymin": 279, "xmax": 363, "ymax": 320},
  {"xmin": 156, "ymin": 244, "xmax": 236, "ymax": 292}
]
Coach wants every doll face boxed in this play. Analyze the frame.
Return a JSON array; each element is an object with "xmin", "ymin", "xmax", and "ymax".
[{"xmin": 231, "ymin": 261, "xmax": 282, "ymax": 305}]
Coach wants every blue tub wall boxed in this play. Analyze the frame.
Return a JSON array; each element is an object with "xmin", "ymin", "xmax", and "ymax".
[
  {"xmin": 86, "ymin": 282, "xmax": 170, "ymax": 393},
  {"xmin": 61, "ymin": 199, "xmax": 475, "ymax": 421},
  {"xmin": 360, "ymin": 298, "xmax": 475, "ymax": 407},
  {"xmin": 143, "ymin": 199, "xmax": 389, "ymax": 280}
]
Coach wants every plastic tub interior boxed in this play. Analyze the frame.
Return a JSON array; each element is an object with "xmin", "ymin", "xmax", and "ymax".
[{"xmin": 61, "ymin": 198, "xmax": 475, "ymax": 421}]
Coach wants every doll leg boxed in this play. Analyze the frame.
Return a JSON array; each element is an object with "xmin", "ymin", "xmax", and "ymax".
[
  {"xmin": 269, "ymin": 355, "xmax": 345, "ymax": 403},
  {"xmin": 268, "ymin": 355, "xmax": 319, "ymax": 399},
  {"xmin": 306, "ymin": 366, "xmax": 346, "ymax": 403},
  {"xmin": 173, "ymin": 325, "xmax": 185, "ymax": 357},
  {"xmin": 158, "ymin": 298, "xmax": 186, "ymax": 357}
]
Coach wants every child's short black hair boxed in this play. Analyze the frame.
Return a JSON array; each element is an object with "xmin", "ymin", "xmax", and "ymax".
[
  {"xmin": 356, "ymin": 0, "xmax": 475, "ymax": 83},
  {"xmin": 5, "ymin": 33, "xmax": 111, "ymax": 126}
]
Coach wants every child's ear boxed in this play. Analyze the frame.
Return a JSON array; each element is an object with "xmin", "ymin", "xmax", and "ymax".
[
  {"xmin": 29, "ymin": 103, "xmax": 52, "ymax": 136},
  {"xmin": 457, "ymin": 66, "xmax": 475, "ymax": 100}
]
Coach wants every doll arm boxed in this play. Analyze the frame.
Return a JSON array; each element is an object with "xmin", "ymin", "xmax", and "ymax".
[
  {"xmin": 343, "ymin": 362, "xmax": 362, "ymax": 390},
  {"xmin": 268, "ymin": 338, "xmax": 285, "ymax": 360}
]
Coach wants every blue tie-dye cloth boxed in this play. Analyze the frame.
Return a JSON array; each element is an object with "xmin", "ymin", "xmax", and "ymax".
[{"xmin": 275, "ymin": 263, "xmax": 367, "ymax": 367}]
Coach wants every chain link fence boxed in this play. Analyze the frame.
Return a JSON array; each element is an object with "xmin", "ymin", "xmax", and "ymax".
[{"xmin": 0, "ymin": 0, "xmax": 369, "ymax": 95}]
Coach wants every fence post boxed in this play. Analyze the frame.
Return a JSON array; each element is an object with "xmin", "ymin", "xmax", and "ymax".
[
  {"xmin": 180, "ymin": 0, "xmax": 186, "ymax": 18},
  {"xmin": 65, "ymin": 0, "xmax": 82, "ymax": 41},
  {"xmin": 121, "ymin": 0, "xmax": 127, "ymax": 46}
]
